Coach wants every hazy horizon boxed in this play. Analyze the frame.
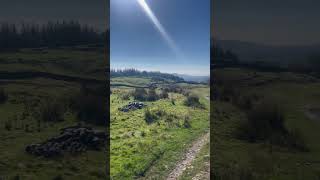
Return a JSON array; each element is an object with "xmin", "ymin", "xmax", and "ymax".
[
  {"xmin": 111, "ymin": 0, "xmax": 210, "ymax": 76},
  {"xmin": 213, "ymin": 0, "xmax": 320, "ymax": 46},
  {"xmin": 111, "ymin": 64, "xmax": 210, "ymax": 77},
  {"xmin": 214, "ymin": 38, "xmax": 320, "ymax": 47}
]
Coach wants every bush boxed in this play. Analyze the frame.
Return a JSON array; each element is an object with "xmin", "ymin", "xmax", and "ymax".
[
  {"xmin": 159, "ymin": 89, "xmax": 169, "ymax": 99},
  {"xmin": 52, "ymin": 175, "xmax": 64, "ymax": 180},
  {"xmin": 184, "ymin": 94, "xmax": 203, "ymax": 108},
  {"xmin": 155, "ymin": 109, "xmax": 166, "ymax": 117},
  {"xmin": 144, "ymin": 109, "xmax": 158, "ymax": 124},
  {"xmin": 236, "ymin": 100, "xmax": 308, "ymax": 151},
  {"xmin": 70, "ymin": 85, "xmax": 108, "ymax": 126},
  {"xmin": 171, "ymin": 99, "xmax": 175, "ymax": 105},
  {"xmin": 183, "ymin": 116, "xmax": 191, "ymax": 128},
  {"xmin": 121, "ymin": 93, "xmax": 131, "ymax": 100},
  {"xmin": 147, "ymin": 88, "xmax": 159, "ymax": 101},
  {"xmin": 39, "ymin": 98, "xmax": 64, "ymax": 122},
  {"xmin": 164, "ymin": 85, "xmax": 183, "ymax": 94},
  {"xmin": 285, "ymin": 129, "xmax": 309, "ymax": 152},
  {"xmin": 133, "ymin": 88, "xmax": 147, "ymax": 101},
  {"xmin": 0, "ymin": 87, "xmax": 8, "ymax": 104},
  {"xmin": 237, "ymin": 101, "xmax": 286, "ymax": 141},
  {"xmin": 4, "ymin": 120, "xmax": 12, "ymax": 131},
  {"xmin": 12, "ymin": 175, "xmax": 21, "ymax": 180},
  {"xmin": 141, "ymin": 131, "xmax": 146, "ymax": 137}
]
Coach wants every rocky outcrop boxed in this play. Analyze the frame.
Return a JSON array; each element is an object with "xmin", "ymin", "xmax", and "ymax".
[
  {"xmin": 118, "ymin": 102, "xmax": 145, "ymax": 112},
  {"xmin": 25, "ymin": 126, "xmax": 106, "ymax": 157}
]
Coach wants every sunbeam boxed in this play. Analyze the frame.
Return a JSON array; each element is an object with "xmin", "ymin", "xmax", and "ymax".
[{"xmin": 137, "ymin": 0, "xmax": 183, "ymax": 59}]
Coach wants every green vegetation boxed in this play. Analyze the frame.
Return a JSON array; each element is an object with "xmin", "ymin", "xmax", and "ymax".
[
  {"xmin": 212, "ymin": 67, "xmax": 320, "ymax": 180},
  {"xmin": 184, "ymin": 94, "xmax": 205, "ymax": 109},
  {"xmin": 0, "ymin": 48, "xmax": 107, "ymax": 179},
  {"xmin": 110, "ymin": 75, "xmax": 209, "ymax": 179}
]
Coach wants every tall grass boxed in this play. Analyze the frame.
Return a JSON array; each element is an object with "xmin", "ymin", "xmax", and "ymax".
[{"xmin": 236, "ymin": 100, "xmax": 309, "ymax": 151}]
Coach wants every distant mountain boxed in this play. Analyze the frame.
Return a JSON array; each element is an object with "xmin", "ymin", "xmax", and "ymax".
[
  {"xmin": 215, "ymin": 40, "xmax": 320, "ymax": 65},
  {"xmin": 174, "ymin": 73, "xmax": 209, "ymax": 83}
]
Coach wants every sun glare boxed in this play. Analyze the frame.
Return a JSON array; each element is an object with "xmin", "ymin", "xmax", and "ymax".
[{"xmin": 137, "ymin": 0, "xmax": 183, "ymax": 59}]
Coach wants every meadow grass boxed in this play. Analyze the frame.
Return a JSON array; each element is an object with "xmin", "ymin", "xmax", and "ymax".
[
  {"xmin": 212, "ymin": 68, "xmax": 320, "ymax": 180},
  {"xmin": 110, "ymin": 78, "xmax": 209, "ymax": 179},
  {"xmin": 0, "ymin": 49, "xmax": 107, "ymax": 179}
]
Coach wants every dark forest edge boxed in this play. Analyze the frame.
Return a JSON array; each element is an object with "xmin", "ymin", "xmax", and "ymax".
[
  {"xmin": 0, "ymin": 21, "xmax": 109, "ymax": 51},
  {"xmin": 111, "ymin": 68, "xmax": 185, "ymax": 82},
  {"xmin": 211, "ymin": 42, "xmax": 320, "ymax": 77}
]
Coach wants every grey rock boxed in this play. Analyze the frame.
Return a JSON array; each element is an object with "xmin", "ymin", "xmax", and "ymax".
[{"xmin": 25, "ymin": 126, "xmax": 106, "ymax": 158}]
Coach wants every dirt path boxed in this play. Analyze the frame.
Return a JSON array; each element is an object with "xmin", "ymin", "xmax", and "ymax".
[{"xmin": 166, "ymin": 132, "xmax": 210, "ymax": 180}]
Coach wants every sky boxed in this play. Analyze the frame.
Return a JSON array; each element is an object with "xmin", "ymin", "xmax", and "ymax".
[
  {"xmin": 0, "ymin": 0, "xmax": 108, "ymax": 31},
  {"xmin": 110, "ymin": 0, "xmax": 210, "ymax": 76},
  {"xmin": 213, "ymin": 0, "xmax": 320, "ymax": 46}
]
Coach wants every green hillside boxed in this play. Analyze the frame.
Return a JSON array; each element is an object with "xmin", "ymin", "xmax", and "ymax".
[
  {"xmin": 0, "ymin": 48, "xmax": 107, "ymax": 180},
  {"xmin": 110, "ymin": 76, "xmax": 209, "ymax": 179},
  {"xmin": 212, "ymin": 68, "xmax": 320, "ymax": 180}
]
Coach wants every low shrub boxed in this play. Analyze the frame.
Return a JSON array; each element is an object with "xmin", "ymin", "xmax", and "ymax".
[
  {"xmin": 70, "ymin": 85, "xmax": 108, "ymax": 126},
  {"xmin": 159, "ymin": 89, "xmax": 169, "ymax": 99},
  {"xmin": 183, "ymin": 116, "xmax": 191, "ymax": 128},
  {"xmin": 39, "ymin": 98, "xmax": 64, "ymax": 122},
  {"xmin": 121, "ymin": 93, "xmax": 131, "ymax": 100},
  {"xmin": 171, "ymin": 99, "xmax": 175, "ymax": 105},
  {"xmin": 132, "ymin": 88, "xmax": 161, "ymax": 102},
  {"xmin": 164, "ymin": 85, "xmax": 183, "ymax": 94},
  {"xmin": 0, "ymin": 87, "xmax": 8, "ymax": 104},
  {"xmin": 184, "ymin": 94, "xmax": 204, "ymax": 108},
  {"xmin": 4, "ymin": 120, "xmax": 12, "ymax": 131},
  {"xmin": 284, "ymin": 128, "xmax": 309, "ymax": 152},
  {"xmin": 155, "ymin": 109, "xmax": 166, "ymax": 117},
  {"xmin": 132, "ymin": 88, "xmax": 147, "ymax": 101},
  {"xmin": 236, "ymin": 100, "xmax": 308, "ymax": 151},
  {"xmin": 144, "ymin": 109, "xmax": 158, "ymax": 124},
  {"xmin": 52, "ymin": 175, "xmax": 64, "ymax": 180},
  {"xmin": 12, "ymin": 175, "xmax": 21, "ymax": 180},
  {"xmin": 236, "ymin": 101, "xmax": 285, "ymax": 141},
  {"xmin": 147, "ymin": 88, "xmax": 159, "ymax": 101}
]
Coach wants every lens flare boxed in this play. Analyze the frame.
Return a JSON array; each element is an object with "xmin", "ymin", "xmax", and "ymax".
[{"xmin": 137, "ymin": 0, "xmax": 183, "ymax": 59}]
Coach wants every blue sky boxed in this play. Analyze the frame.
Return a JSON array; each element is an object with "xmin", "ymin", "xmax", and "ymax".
[{"xmin": 110, "ymin": 0, "xmax": 210, "ymax": 76}]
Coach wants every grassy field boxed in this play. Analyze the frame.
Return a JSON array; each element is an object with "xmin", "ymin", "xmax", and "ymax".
[
  {"xmin": 212, "ymin": 68, "xmax": 320, "ymax": 180},
  {"xmin": 0, "ymin": 48, "xmax": 107, "ymax": 180},
  {"xmin": 0, "ymin": 48, "xmax": 106, "ymax": 79},
  {"xmin": 110, "ymin": 77, "xmax": 209, "ymax": 179}
]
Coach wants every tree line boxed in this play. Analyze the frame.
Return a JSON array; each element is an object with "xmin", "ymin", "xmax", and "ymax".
[
  {"xmin": 111, "ymin": 68, "xmax": 184, "ymax": 82},
  {"xmin": 0, "ymin": 21, "xmax": 108, "ymax": 51},
  {"xmin": 211, "ymin": 43, "xmax": 239, "ymax": 68}
]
